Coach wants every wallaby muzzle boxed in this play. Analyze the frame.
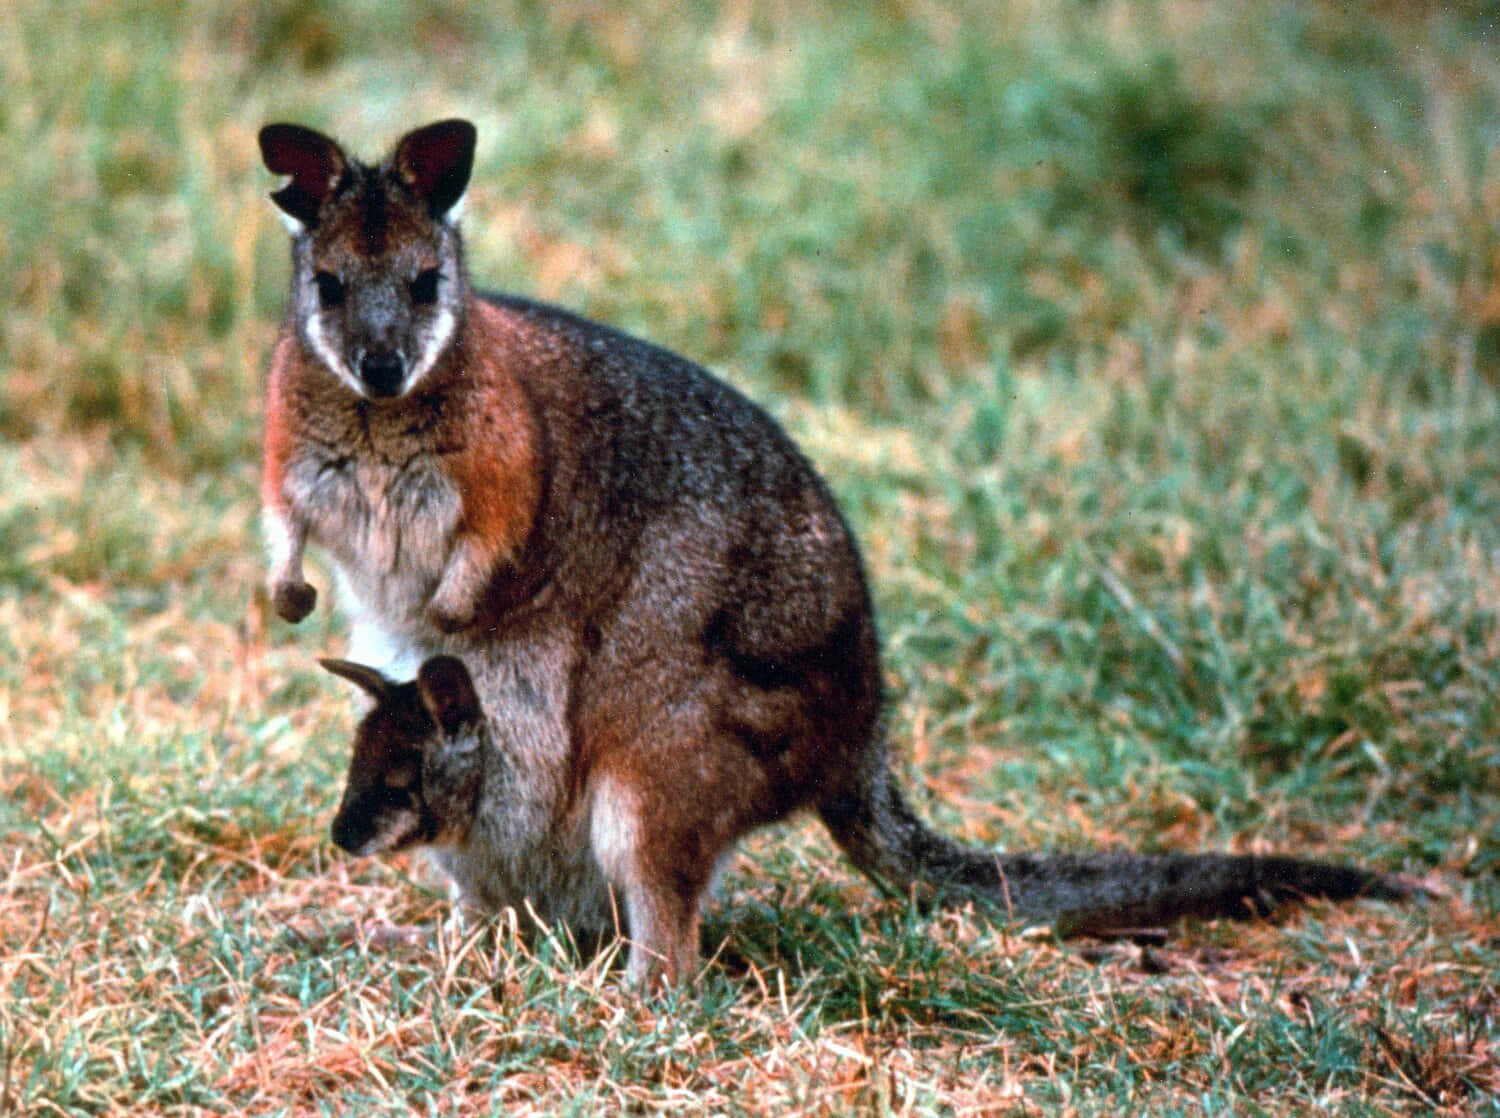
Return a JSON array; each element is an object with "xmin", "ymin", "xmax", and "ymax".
[{"xmin": 358, "ymin": 350, "xmax": 406, "ymax": 397}]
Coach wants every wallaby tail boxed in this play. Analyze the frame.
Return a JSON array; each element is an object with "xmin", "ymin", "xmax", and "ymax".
[{"xmin": 817, "ymin": 763, "xmax": 1414, "ymax": 935}]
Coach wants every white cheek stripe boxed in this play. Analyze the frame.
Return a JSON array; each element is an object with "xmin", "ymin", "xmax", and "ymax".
[
  {"xmin": 404, "ymin": 303, "xmax": 457, "ymax": 393},
  {"xmin": 306, "ymin": 310, "xmax": 366, "ymax": 397},
  {"xmin": 304, "ymin": 294, "xmax": 455, "ymax": 399},
  {"xmin": 360, "ymin": 808, "xmax": 423, "ymax": 855}
]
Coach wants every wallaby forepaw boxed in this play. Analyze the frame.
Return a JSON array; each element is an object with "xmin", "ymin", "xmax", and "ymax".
[{"xmin": 273, "ymin": 579, "xmax": 317, "ymax": 623}]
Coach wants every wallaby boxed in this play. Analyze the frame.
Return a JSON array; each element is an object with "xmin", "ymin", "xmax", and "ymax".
[
  {"xmin": 323, "ymin": 655, "xmax": 623, "ymax": 950},
  {"xmin": 262, "ymin": 120, "xmax": 1412, "ymax": 986}
]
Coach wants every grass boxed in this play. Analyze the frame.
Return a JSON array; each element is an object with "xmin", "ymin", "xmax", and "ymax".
[{"xmin": 2, "ymin": 0, "xmax": 1498, "ymax": 1112}]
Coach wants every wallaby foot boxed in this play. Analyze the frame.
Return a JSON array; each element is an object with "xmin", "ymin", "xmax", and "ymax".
[{"xmin": 328, "ymin": 920, "xmax": 425, "ymax": 950}]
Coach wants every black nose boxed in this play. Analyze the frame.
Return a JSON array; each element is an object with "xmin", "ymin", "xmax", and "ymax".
[
  {"xmin": 330, "ymin": 812, "xmax": 365, "ymax": 855},
  {"xmin": 358, "ymin": 351, "xmax": 405, "ymax": 397}
]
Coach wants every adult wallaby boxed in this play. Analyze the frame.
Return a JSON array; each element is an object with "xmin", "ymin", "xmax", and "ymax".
[{"xmin": 261, "ymin": 120, "xmax": 1412, "ymax": 986}]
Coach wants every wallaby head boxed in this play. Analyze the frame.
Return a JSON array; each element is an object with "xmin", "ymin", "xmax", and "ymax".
[
  {"xmin": 323, "ymin": 655, "xmax": 486, "ymax": 858},
  {"xmin": 258, "ymin": 119, "xmax": 476, "ymax": 400}
]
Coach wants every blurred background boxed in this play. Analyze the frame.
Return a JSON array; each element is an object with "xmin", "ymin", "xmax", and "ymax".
[{"xmin": 5, "ymin": 1, "xmax": 1497, "ymax": 468}]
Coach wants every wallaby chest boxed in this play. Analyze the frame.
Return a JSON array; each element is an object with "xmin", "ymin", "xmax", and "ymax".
[
  {"xmin": 283, "ymin": 398, "xmax": 463, "ymax": 619},
  {"xmin": 263, "ymin": 297, "xmax": 545, "ymax": 654},
  {"xmin": 290, "ymin": 440, "xmax": 457, "ymax": 562}
]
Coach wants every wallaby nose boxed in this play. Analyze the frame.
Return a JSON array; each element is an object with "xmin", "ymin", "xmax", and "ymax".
[
  {"xmin": 330, "ymin": 812, "xmax": 365, "ymax": 855},
  {"xmin": 358, "ymin": 351, "xmax": 405, "ymax": 397}
]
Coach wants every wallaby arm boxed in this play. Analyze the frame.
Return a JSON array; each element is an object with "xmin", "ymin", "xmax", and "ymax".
[{"xmin": 264, "ymin": 504, "xmax": 316, "ymax": 623}]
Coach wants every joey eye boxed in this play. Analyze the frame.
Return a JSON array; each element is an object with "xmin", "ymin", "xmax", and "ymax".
[
  {"xmin": 384, "ymin": 763, "xmax": 418, "ymax": 791},
  {"xmin": 409, "ymin": 268, "xmax": 441, "ymax": 306},
  {"xmin": 314, "ymin": 271, "xmax": 346, "ymax": 309}
]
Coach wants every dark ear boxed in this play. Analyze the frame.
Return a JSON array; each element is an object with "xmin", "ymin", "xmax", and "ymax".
[
  {"xmin": 259, "ymin": 123, "xmax": 347, "ymax": 228},
  {"xmin": 392, "ymin": 119, "xmax": 476, "ymax": 218},
  {"xmin": 416, "ymin": 655, "xmax": 483, "ymax": 736},
  {"xmin": 318, "ymin": 657, "xmax": 394, "ymax": 702}
]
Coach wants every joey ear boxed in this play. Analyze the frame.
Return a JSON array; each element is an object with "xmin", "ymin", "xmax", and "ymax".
[
  {"xmin": 259, "ymin": 123, "xmax": 347, "ymax": 228},
  {"xmin": 416, "ymin": 655, "xmax": 483, "ymax": 736},
  {"xmin": 392, "ymin": 119, "xmax": 476, "ymax": 218},
  {"xmin": 318, "ymin": 657, "xmax": 394, "ymax": 702}
]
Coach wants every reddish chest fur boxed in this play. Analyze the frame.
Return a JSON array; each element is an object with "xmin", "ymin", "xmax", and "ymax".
[{"xmin": 438, "ymin": 299, "xmax": 545, "ymax": 568}]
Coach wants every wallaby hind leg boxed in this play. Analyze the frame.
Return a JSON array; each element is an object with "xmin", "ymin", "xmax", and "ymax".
[
  {"xmin": 589, "ymin": 770, "xmax": 712, "ymax": 987},
  {"xmin": 620, "ymin": 876, "xmax": 706, "ymax": 990},
  {"xmin": 589, "ymin": 704, "xmax": 784, "ymax": 989}
]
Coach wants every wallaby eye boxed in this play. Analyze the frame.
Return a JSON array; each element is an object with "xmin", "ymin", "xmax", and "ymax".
[
  {"xmin": 409, "ymin": 268, "xmax": 441, "ymax": 306},
  {"xmin": 314, "ymin": 271, "xmax": 346, "ymax": 309}
]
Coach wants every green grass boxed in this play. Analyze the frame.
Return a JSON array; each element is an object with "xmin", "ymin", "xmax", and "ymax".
[{"xmin": 3, "ymin": 0, "xmax": 1498, "ymax": 1112}]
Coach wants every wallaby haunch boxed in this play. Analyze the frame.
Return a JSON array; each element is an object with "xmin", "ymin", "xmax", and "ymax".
[{"xmin": 261, "ymin": 120, "xmax": 1413, "ymax": 986}]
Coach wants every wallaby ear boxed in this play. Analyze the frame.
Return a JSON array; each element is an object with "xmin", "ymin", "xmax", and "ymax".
[
  {"xmin": 416, "ymin": 655, "xmax": 483, "ymax": 737},
  {"xmin": 318, "ymin": 657, "xmax": 394, "ymax": 702},
  {"xmin": 259, "ymin": 123, "xmax": 347, "ymax": 229},
  {"xmin": 392, "ymin": 119, "xmax": 476, "ymax": 218}
]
